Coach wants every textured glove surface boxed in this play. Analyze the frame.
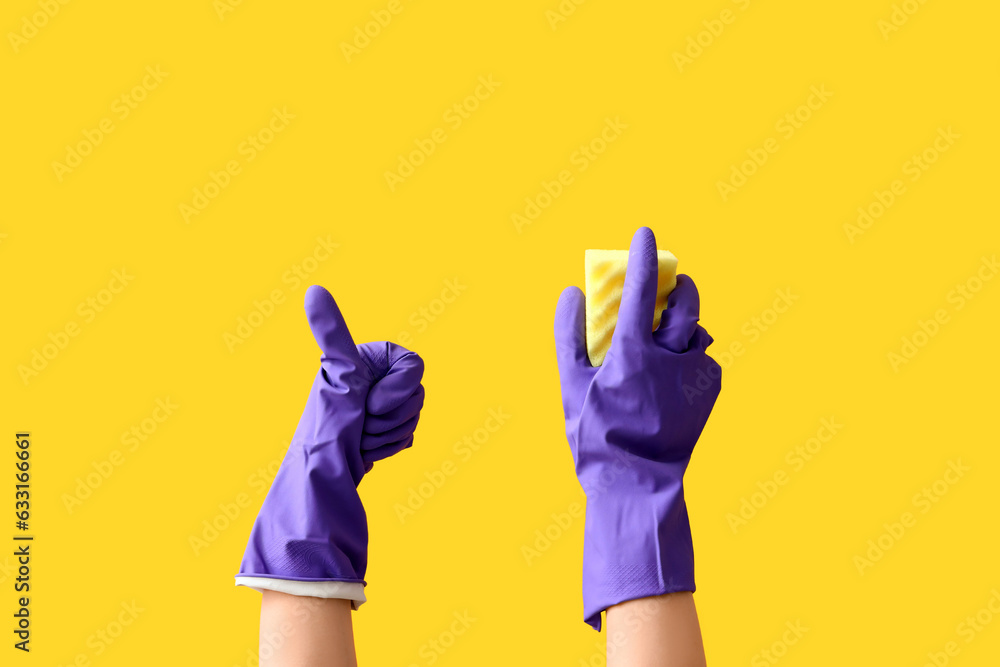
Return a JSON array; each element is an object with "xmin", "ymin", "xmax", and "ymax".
[
  {"xmin": 238, "ymin": 285, "xmax": 424, "ymax": 585},
  {"xmin": 554, "ymin": 228, "xmax": 721, "ymax": 630}
]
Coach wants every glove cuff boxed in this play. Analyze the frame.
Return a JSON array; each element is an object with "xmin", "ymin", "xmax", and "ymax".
[
  {"xmin": 235, "ymin": 576, "xmax": 367, "ymax": 609},
  {"xmin": 580, "ymin": 479, "xmax": 694, "ymax": 631},
  {"xmin": 238, "ymin": 439, "xmax": 369, "ymax": 584}
]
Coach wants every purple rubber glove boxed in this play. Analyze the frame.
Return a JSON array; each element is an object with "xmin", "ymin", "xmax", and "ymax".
[
  {"xmin": 554, "ymin": 227, "xmax": 721, "ymax": 630},
  {"xmin": 236, "ymin": 285, "xmax": 425, "ymax": 592}
]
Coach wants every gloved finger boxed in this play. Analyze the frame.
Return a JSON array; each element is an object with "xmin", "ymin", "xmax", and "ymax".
[
  {"xmin": 361, "ymin": 435, "xmax": 414, "ymax": 468},
  {"xmin": 613, "ymin": 227, "xmax": 659, "ymax": 344},
  {"xmin": 304, "ymin": 285, "xmax": 363, "ymax": 365},
  {"xmin": 554, "ymin": 286, "xmax": 590, "ymax": 373},
  {"xmin": 361, "ymin": 413, "xmax": 420, "ymax": 450},
  {"xmin": 362, "ymin": 345, "xmax": 425, "ymax": 415},
  {"xmin": 357, "ymin": 341, "xmax": 418, "ymax": 380},
  {"xmin": 690, "ymin": 324, "xmax": 715, "ymax": 352},
  {"xmin": 654, "ymin": 274, "xmax": 701, "ymax": 353},
  {"xmin": 363, "ymin": 385, "xmax": 424, "ymax": 434}
]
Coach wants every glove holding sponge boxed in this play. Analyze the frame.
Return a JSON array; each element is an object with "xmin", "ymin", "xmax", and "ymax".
[{"xmin": 555, "ymin": 228, "xmax": 721, "ymax": 630}]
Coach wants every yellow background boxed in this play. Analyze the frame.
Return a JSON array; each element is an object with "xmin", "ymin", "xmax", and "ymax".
[{"xmin": 2, "ymin": 0, "xmax": 999, "ymax": 664}]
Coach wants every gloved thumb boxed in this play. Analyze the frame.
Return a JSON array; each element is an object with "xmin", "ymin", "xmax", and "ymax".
[
  {"xmin": 554, "ymin": 286, "xmax": 590, "ymax": 375},
  {"xmin": 304, "ymin": 285, "xmax": 363, "ymax": 365},
  {"xmin": 655, "ymin": 274, "xmax": 701, "ymax": 353}
]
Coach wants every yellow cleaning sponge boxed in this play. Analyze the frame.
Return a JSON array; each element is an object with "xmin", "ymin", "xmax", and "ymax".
[{"xmin": 585, "ymin": 249, "xmax": 678, "ymax": 366}]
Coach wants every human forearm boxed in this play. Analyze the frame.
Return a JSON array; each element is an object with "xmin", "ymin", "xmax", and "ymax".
[
  {"xmin": 259, "ymin": 591, "xmax": 358, "ymax": 667},
  {"xmin": 605, "ymin": 592, "xmax": 707, "ymax": 667}
]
